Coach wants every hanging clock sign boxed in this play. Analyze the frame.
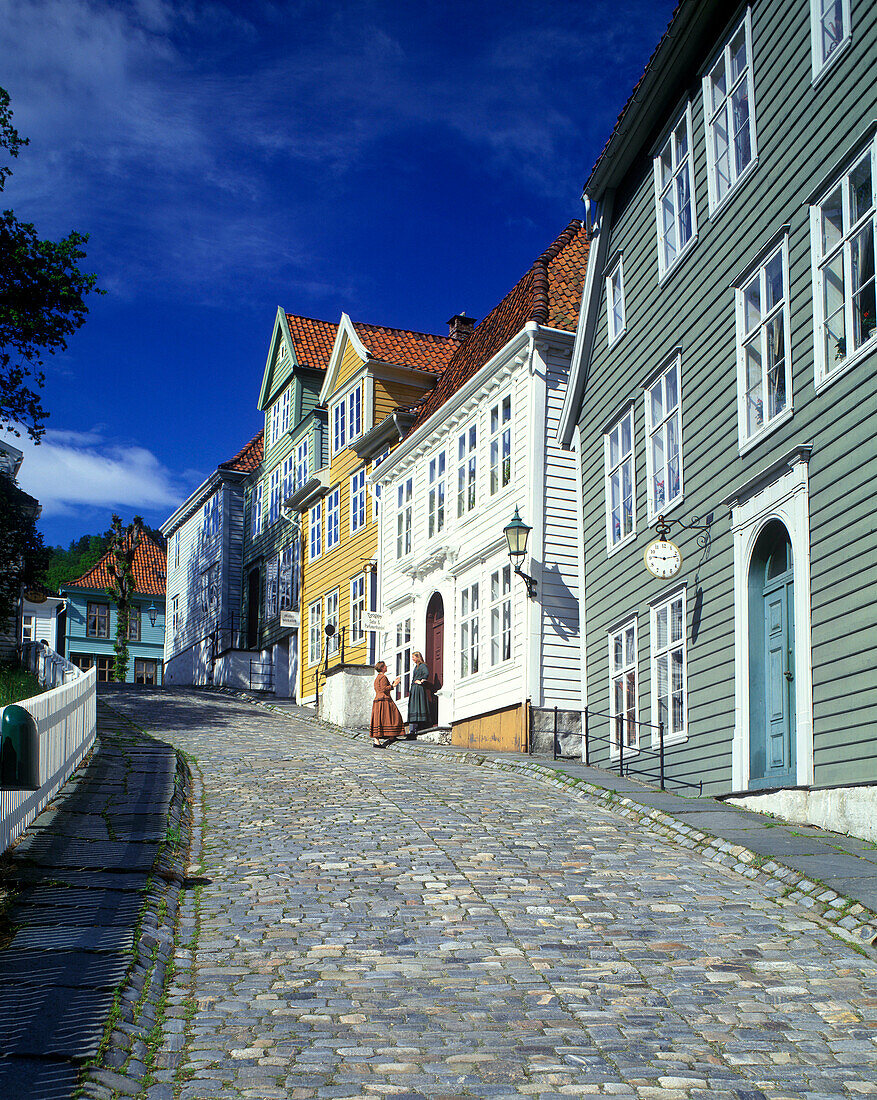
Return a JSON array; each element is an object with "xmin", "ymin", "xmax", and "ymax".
[{"xmin": 644, "ymin": 539, "xmax": 682, "ymax": 579}]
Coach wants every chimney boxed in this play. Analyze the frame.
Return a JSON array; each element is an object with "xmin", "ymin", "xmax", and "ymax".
[{"xmin": 447, "ymin": 312, "xmax": 476, "ymax": 341}]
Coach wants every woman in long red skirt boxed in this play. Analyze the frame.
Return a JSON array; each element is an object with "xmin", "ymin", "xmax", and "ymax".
[{"xmin": 370, "ymin": 661, "xmax": 404, "ymax": 748}]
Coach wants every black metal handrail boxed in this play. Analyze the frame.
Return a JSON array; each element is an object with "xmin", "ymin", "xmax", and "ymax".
[{"xmin": 578, "ymin": 706, "xmax": 702, "ymax": 794}]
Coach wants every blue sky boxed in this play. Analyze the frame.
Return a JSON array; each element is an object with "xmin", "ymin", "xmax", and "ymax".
[{"xmin": 1, "ymin": 0, "xmax": 674, "ymax": 549}]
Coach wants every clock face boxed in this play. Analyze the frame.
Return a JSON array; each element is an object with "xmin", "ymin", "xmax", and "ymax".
[{"xmin": 645, "ymin": 539, "xmax": 682, "ymax": 579}]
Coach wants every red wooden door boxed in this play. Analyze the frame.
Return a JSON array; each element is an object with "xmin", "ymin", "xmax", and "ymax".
[{"xmin": 426, "ymin": 593, "xmax": 444, "ymax": 725}]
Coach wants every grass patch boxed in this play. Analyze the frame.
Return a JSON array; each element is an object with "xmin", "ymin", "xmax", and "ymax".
[{"xmin": 0, "ymin": 663, "xmax": 43, "ymax": 706}]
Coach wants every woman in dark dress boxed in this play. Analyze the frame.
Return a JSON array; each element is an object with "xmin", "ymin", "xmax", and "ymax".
[
  {"xmin": 370, "ymin": 661, "xmax": 404, "ymax": 748},
  {"xmin": 407, "ymin": 651, "xmax": 431, "ymax": 737}
]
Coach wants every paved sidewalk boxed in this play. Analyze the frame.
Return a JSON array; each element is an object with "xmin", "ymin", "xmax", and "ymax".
[
  {"xmin": 105, "ymin": 687, "xmax": 877, "ymax": 1100},
  {"xmin": 0, "ymin": 701, "xmax": 185, "ymax": 1099}
]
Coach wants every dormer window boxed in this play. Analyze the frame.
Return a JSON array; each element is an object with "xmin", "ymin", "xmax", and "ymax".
[
  {"xmin": 267, "ymin": 386, "xmax": 290, "ymax": 448},
  {"xmin": 330, "ymin": 383, "xmax": 364, "ymax": 456}
]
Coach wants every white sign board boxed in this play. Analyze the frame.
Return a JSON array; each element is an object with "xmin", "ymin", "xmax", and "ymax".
[
  {"xmin": 364, "ymin": 611, "xmax": 383, "ymax": 631},
  {"xmin": 280, "ymin": 611, "xmax": 300, "ymax": 629}
]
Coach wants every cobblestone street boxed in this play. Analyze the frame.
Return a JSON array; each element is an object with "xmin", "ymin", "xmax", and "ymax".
[{"xmin": 104, "ymin": 689, "xmax": 877, "ymax": 1100}]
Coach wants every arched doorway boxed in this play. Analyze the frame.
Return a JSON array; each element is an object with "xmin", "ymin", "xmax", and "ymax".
[
  {"xmin": 748, "ymin": 520, "xmax": 796, "ymax": 788},
  {"xmin": 425, "ymin": 593, "xmax": 444, "ymax": 726}
]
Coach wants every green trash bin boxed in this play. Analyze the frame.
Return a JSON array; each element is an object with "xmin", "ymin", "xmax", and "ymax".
[{"xmin": 0, "ymin": 704, "xmax": 40, "ymax": 790}]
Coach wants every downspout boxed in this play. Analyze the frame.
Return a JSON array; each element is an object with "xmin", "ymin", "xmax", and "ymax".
[{"xmin": 523, "ymin": 321, "xmax": 543, "ymax": 732}]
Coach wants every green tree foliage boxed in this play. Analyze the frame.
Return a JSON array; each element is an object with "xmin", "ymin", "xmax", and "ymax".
[
  {"xmin": 0, "ymin": 86, "xmax": 101, "ymax": 442},
  {"xmin": 0, "ymin": 474, "xmax": 49, "ymax": 630},
  {"xmin": 105, "ymin": 514, "xmax": 144, "ymax": 683},
  {"xmin": 42, "ymin": 525, "xmax": 165, "ymax": 594}
]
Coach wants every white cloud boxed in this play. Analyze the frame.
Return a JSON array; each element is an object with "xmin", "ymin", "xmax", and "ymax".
[{"xmin": 3, "ymin": 427, "xmax": 186, "ymax": 517}]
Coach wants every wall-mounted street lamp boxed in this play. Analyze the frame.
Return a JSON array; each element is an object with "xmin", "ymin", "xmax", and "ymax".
[
  {"xmin": 146, "ymin": 601, "xmax": 159, "ymax": 628},
  {"xmin": 504, "ymin": 507, "xmax": 538, "ymax": 599}
]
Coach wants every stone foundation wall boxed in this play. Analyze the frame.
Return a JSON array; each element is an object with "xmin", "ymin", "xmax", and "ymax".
[
  {"xmin": 320, "ymin": 664, "xmax": 374, "ymax": 729},
  {"xmin": 529, "ymin": 707, "xmax": 582, "ymax": 757},
  {"xmin": 725, "ymin": 785, "xmax": 877, "ymax": 843}
]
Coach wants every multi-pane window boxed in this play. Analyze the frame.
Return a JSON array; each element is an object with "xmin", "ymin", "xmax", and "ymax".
[
  {"xmin": 265, "ymin": 557, "xmax": 279, "ymax": 619},
  {"xmin": 604, "ymin": 408, "xmax": 636, "ymax": 550},
  {"xmin": 173, "ymin": 531, "xmax": 180, "ymax": 570},
  {"xmin": 609, "ymin": 619, "xmax": 637, "ymax": 753},
  {"xmin": 350, "ymin": 574, "xmax": 366, "ymax": 644},
  {"xmin": 134, "ymin": 659, "xmax": 157, "ymax": 685},
  {"xmin": 326, "ymin": 488, "xmax": 340, "ymax": 551},
  {"xmin": 735, "ymin": 239, "xmax": 791, "ymax": 445},
  {"xmin": 396, "ymin": 477, "xmax": 412, "ymax": 558},
  {"xmin": 331, "ymin": 384, "xmax": 363, "ymax": 455},
  {"xmin": 279, "ymin": 546, "xmax": 294, "ymax": 610},
  {"xmin": 606, "ymin": 255, "xmax": 626, "ymax": 344},
  {"xmin": 251, "ymin": 482, "xmax": 263, "ymax": 538},
  {"xmin": 489, "ymin": 395, "xmax": 512, "ymax": 495},
  {"xmin": 308, "ymin": 599, "xmax": 322, "ymax": 665},
  {"xmin": 268, "ymin": 465, "xmax": 282, "ymax": 525},
  {"xmin": 171, "ymin": 595, "xmax": 179, "ymax": 635},
  {"xmin": 704, "ymin": 10, "xmax": 756, "ymax": 213},
  {"xmin": 394, "ymin": 618, "xmax": 411, "ymax": 699},
  {"xmin": 811, "ymin": 0, "xmax": 851, "ymax": 79},
  {"xmin": 489, "ymin": 566, "xmax": 512, "ymax": 666},
  {"xmin": 96, "ymin": 656, "xmax": 114, "ymax": 683},
  {"xmin": 350, "ymin": 469, "xmax": 366, "ymax": 534},
  {"xmin": 267, "ymin": 386, "xmax": 290, "ymax": 448},
  {"xmin": 282, "ymin": 455, "xmax": 294, "ymax": 501},
  {"xmin": 87, "ymin": 602, "xmax": 110, "ymax": 638},
  {"xmin": 127, "ymin": 606, "xmax": 141, "ymax": 642},
  {"xmin": 21, "ymin": 614, "xmax": 34, "ymax": 642},
  {"xmin": 295, "ymin": 439, "xmax": 309, "ymax": 490},
  {"xmin": 372, "ymin": 449, "xmax": 390, "ymax": 519},
  {"xmin": 457, "ymin": 424, "xmax": 477, "ymax": 516},
  {"xmin": 654, "ymin": 107, "xmax": 696, "ymax": 276},
  {"xmin": 652, "ymin": 592, "xmax": 687, "ymax": 743},
  {"xmin": 427, "ymin": 451, "xmax": 446, "ymax": 538},
  {"xmin": 812, "ymin": 141, "xmax": 877, "ymax": 385},
  {"xmin": 202, "ymin": 494, "xmax": 219, "ymax": 540},
  {"xmin": 325, "ymin": 589, "xmax": 339, "ymax": 657},
  {"xmin": 309, "ymin": 501, "xmax": 322, "ymax": 560},
  {"xmin": 645, "ymin": 357, "xmax": 682, "ymax": 518},
  {"xmin": 460, "ymin": 583, "xmax": 479, "ymax": 678}
]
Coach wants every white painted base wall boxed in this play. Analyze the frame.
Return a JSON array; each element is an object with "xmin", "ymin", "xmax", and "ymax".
[
  {"xmin": 320, "ymin": 665, "xmax": 373, "ymax": 729},
  {"xmin": 726, "ymin": 786, "xmax": 877, "ymax": 843},
  {"xmin": 214, "ymin": 650, "xmax": 258, "ymax": 690}
]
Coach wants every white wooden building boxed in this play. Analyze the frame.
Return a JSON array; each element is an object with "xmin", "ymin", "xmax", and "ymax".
[{"xmin": 372, "ymin": 222, "xmax": 589, "ymax": 751}]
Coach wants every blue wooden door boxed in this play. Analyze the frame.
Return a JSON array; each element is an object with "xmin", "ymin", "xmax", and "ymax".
[{"xmin": 751, "ymin": 533, "xmax": 795, "ymax": 786}]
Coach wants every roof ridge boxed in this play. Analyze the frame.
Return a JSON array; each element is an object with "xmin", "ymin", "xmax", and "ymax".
[
  {"xmin": 284, "ymin": 312, "xmax": 338, "ymax": 326},
  {"xmin": 529, "ymin": 219, "xmax": 585, "ymax": 325},
  {"xmin": 353, "ymin": 320, "xmax": 455, "ymax": 342}
]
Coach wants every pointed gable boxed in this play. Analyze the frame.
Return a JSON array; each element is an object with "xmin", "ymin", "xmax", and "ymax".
[
  {"xmin": 258, "ymin": 308, "xmax": 339, "ymax": 410},
  {"xmin": 63, "ymin": 533, "xmax": 167, "ymax": 598},
  {"xmin": 408, "ymin": 220, "xmax": 589, "ymax": 432}
]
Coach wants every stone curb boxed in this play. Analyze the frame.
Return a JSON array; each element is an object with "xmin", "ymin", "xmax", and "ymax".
[
  {"xmin": 216, "ymin": 686, "xmax": 877, "ymax": 953},
  {"xmin": 76, "ymin": 709, "xmax": 195, "ymax": 1100}
]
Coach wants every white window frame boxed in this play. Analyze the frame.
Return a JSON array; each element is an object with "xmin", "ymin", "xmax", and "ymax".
[
  {"xmin": 810, "ymin": 137, "xmax": 877, "ymax": 391},
  {"xmin": 456, "ymin": 423, "xmax": 477, "ymax": 517},
  {"xmin": 608, "ymin": 617, "xmax": 638, "ymax": 757},
  {"xmin": 459, "ymin": 582, "xmax": 480, "ymax": 679},
  {"xmin": 810, "ymin": 0, "xmax": 852, "ymax": 83},
  {"xmin": 330, "ymin": 382, "xmax": 364, "ymax": 456},
  {"xmin": 603, "ymin": 407, "xmax": 636, "ymax": 553},
  {"xmin": 279, "ymin": 546, "xmax": 294, "ymax": 611},
  {"xmin": 703, "ymin": 8, "xmax": 757, "ymax": 217},
  {"xmin": 427, "ymin": 450, "xmax": 446, "ymax": 538},
  {"xmin": 394, "ymin": 618, "xmax": 411, "ymax": 699},
  {"xmin": 251, "ymin": 482, "xmax": 263, "ymax": 538},
  {"xmin": 309, "ymin": 501, "xmax": 322, "ymax": 561},
  {"xmin": 644, "ymin": 354, "xmax": 683, "ymax": 522},
  {"xmin": 295, "ymin": 438, "xmax": 309, "ymax": 490},
  {"xmin": 326, "ymin": 487, "xmax": 340, "ymax": 552},
  {"xmin": 21, "ymin": 614, "xmax": 34, "ymax": 642},
  {"xmin": 488, "ymin": 394, "xmax": 512, "ymax": 496},
  {"xmin": 350, "ymin": 469, "xmax": 366, "ymax": 534},
  {"xmin": 331, "ymin": 397, "xmax": 346, "ymax": 456},
  {"xmin": 308, "ymin": 598, "xmax": 322, "ymax": 666},
  {"xmin": 396, "ymin": 477, "xmax": 412, "ymax": 558},
  {"xmin": 489, "ymin": 565, "xmax": 512, "ymax": 667},
  {"xmin": 127, "ymin": 606, "xmax": 141, "ymax": 642},
  {"xmin": 653, "ymin": 104, "xmax": 697, "ymax": 279},
  {"xmin": 350, "ymin": 573, "xmax": 366, "ymax": 644},
  {"xmin": 651, "ymin": 589, "xmax": 688, "ymax": 747},
  {"xmin": 347, "ymin": 384, "xmax": 362, "ymax": 445},
  {"xmin": 267, "ymin": 386, "xmax": 289, "ymax": 449},
  {"xmin": 171, "ymin": 595, "xmax": 179, "ymax": 636},
  {"xmin": 734, "ymin": 234, "xmax": 793, "ymax": 452},
  {"xmin": 268, "ymin": 465, "xmax": 282, "ymax": 526},
  {"xmin": 606, "ymin": 254, "xmax": 626, "ymax": 345},
  {"xmin": 282, "ymin": 455, "xmax": 294, "ymax": 502},
  {"xmin": 372, "ymin": 449, "xmax": 390, "ymax": 520},
  {"xmin": 325, "ymin": 588, "xmax": 340, "ymax": 657},
  {"xmin": 265, "ymin": 556, "xmax": 279, "ymax": 619},
  {"xmin": 173, "ymin": 530, "xmax": 180, "ymax": 570}
]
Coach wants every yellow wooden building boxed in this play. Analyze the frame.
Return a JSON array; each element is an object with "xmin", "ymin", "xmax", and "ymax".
[{"xmin": 292, "ymin": 313, "xmax": 456, "ymax": 706}]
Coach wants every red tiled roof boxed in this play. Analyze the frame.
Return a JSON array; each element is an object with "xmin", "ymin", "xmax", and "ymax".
[
  {"xmin": 284, "ymin": 315, "xmax": 338, "ymax": 371},
  {"xmin": 352, "ymin": 323, "xmax": 457, "ymax": 375},
  {"xmin": 219, "ymin": 431, "xmax": 263, "ymax": 473},
  {"xmin": 409, "ymin": 220, "xmax": 589, "ymax": 431},
  {"xmin": 64, "ymin": 533, "xmax": 167, "ymax": 598}
]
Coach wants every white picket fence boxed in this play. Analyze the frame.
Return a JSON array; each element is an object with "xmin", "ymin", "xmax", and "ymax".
[{"xmin": 1, "ymin": 652, "xmax": 97, "ymax": 852}]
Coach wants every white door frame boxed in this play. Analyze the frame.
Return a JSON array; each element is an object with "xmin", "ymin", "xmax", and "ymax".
[{"xmin": 726, "ymin": 446, "xmax": 814, "ymax": 791}]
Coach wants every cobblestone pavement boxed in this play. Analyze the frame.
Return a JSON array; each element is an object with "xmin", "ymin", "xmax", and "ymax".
[{"xmin": 103, "ymin": 688, "xmax": 877, "ymax": 1100}]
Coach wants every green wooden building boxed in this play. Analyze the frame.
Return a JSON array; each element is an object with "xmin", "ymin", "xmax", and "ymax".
[{"xmin": 559, "ymin": 0, "xmax": 876, "ymax": 827}]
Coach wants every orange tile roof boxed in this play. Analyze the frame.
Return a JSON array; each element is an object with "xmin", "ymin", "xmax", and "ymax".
[
  {"xmin": 64, "ymin": 532, "xmax": 167, "ymax": 598},
  {"xmin": 219, "ymin": 431, "xmax": 263, "ymax": 473},
  {"xmin": 284, "ymin": 315, "xmax": 338, "ymax": 371},
  {"xmin": 409, "ymin": 220, "xmax": 589, "ymax": 431},
  {"xmin": 352, "ymin": 322, "xmax": 457, "ymax": 374}
]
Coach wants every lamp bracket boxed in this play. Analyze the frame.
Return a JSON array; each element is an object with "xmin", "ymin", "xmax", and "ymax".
[{"xmin": 512, "ymin": 564, "xmax": 538, "ymax": 600}]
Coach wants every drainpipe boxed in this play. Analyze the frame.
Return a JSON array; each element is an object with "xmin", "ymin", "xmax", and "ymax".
[{"xmin": 522, "ymin": 321, "xmax": 543, "ymax": 745}]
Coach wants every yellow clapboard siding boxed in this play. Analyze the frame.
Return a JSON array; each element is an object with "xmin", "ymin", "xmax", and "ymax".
[{"xmin": 335, "ymin": 337, "xmax": 366, "ymax": 390}]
